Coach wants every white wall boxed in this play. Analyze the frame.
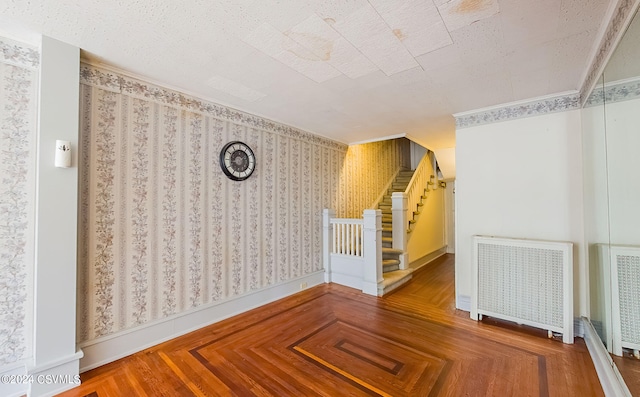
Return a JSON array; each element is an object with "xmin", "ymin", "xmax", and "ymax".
[
  {"xmin": 455, "ymin": 110, "xmax": 587, "ymax": 316},
  {"xmin": 406, "ymin": 186, "xmax": 446, "ymax": 264},
  {"xmin": 603, "ymin": 97, "xmax": 640, "ymax": 245}
]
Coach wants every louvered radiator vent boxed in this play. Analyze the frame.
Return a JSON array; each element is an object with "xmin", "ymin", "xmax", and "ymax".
[
  {"xmin": 611, "ymin": 246, "xmax": 640, "ymax": 356},
  {"xmin": 472, "ymin": 236, "xmax": 574, "ymax": 344}
]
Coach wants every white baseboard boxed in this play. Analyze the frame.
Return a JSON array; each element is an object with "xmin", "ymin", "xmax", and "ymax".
[
  {"xmin": 28, "ymin": 351, "xmax": 83, "ymax": 397},
  {"xmin": 456, "ymin": 294, "xmax": 471, "ymax": 312},
  {"xmin": 0, "ymin": 352, "xmax": 82, "ymax": 397},
  {"xmin": 79, "ymin": 271, "xmax": 324, "ymax": 372},
  {"xmin": 409, "ymin": 246, "xmax": 447, "ymax": 271},
  {"xmin": 0, "ymin": 363, "xmax": 28, "ymax": 397},
  {"xmin": 330, "ymin": 273, "xmax": 363, "ymax": 292},
  {"xmin": 582, "ymin": 317, "xmax": 631, "ymax": 397}
]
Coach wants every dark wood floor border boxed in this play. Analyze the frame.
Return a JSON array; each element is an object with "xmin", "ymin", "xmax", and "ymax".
[
  {"xmin": 334, "ymin": 339, "xmax": 404, "ymax": 375},
  {"xmin": 55, "ymin": 255, "xmax": 603, "ymax": 397},
  {"xmin": 187, "ymin": 287, "xmax": 555, "ymax": 396}
]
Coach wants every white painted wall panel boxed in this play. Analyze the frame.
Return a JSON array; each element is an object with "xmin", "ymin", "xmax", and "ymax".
[
  {"xmin": 455, "ymin": 110, "xmax": 587, "ymax": 316},
  {"xmin": 603, "ymin": 97, "xmax": 640, "ymax": 246}
]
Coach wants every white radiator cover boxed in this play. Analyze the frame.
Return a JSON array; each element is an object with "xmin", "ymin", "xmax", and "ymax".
[
  {"xmin": 471, "ymin": 236, "xmax": 574, "ymax": 344},
  {"xmin": 610, "ymin": 246, "xmax": 640, "ymax": 355}
]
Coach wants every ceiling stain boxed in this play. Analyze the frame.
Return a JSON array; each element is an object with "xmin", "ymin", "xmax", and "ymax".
[
  {"xmin": 323, "ymin": 17, "xmax": 336, "ymax": 26},
  {"xmin": 393, "ymin": 29, "xmax": 407, "ymax": 41},
  {"xmin": 285, "ymin": 32, "xmax": 334, "ymax": 61},
  {"xmin": 455, "ymin": 0, "xmax": 492, "ymax": 14}
]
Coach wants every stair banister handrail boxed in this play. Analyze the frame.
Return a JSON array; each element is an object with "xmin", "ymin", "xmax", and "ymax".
[
  {"xmin": 404, "ymin": 153, "xmax": 433, "ymax": 226},
  {"xmin": 392, "ymin": 153, "xmax": 432, "ymax": 270},
  {"xmin": 405, "ymin": 152, "xmax": 431, "ymax": 193}
]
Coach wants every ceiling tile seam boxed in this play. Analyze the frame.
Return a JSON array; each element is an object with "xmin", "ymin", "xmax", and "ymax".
[
  {"xmin": 433, "ymin": 3, "xmax": 455, "ymax": 54},
  {"xmin": 431, "ymin": 0, "xmax": 455, "ymax": 48},
  {"xmin": 241, "ymin": 22, "xmax": 343, "ymax": 84},
  {"xmin": 79, "ymin": 61, "xmax": 349, "ymax": 151},
  {"xmin": 364, "ymin": 0, "xmax": 426, "ymax": 73},
  {"xmin": 325, "ymin": 5, "xmax": 418, "ymax": 77},
  {"xmin": 255, "ymin": 45, "xmax": 338, "ymax": 84},
  {"xmin": 317, "ymin": 14, "xmax": 387, "ymax": 79},
  {"xmin": 454, "ymin": 91, "xmax": 580, "ymax": 129}
]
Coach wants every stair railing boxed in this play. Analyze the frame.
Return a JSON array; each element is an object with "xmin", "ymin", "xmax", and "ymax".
[
  {"xmin": 405, "ymin": 153, "xmax": 433, "ymax": 222},
  {"xmin": 391, "ymin": 153, "xmax": 433, "ymax": 269},
  {"xmin": 323, "ymin": 209, "xmax": 383, "ymax": 296},
  {"xmin": 330, "ymin": 217, "xmax": 364, "ymax": 257}
]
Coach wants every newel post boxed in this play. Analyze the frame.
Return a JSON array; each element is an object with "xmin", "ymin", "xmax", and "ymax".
[
  {"xmin": 322, "ymin": 209, "xmax": 335, "ymax": 283},
  {"xmin": 362, "ymin": 209, "xmax": 382, "ymax": 296},
  {"xmin": 392, "ymin": 192, "xmax": 409, "ymax": 269}
]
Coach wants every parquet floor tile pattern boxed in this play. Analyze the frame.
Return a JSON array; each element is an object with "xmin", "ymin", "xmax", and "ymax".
[{"xmin": 58, "ymin": 255, "xmax": 603, "ymax": 396}]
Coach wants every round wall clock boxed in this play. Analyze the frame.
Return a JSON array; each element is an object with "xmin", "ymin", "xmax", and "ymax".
[{"xmin": 219, "ymin": 141, "xmax": 256, "ymax": 181}]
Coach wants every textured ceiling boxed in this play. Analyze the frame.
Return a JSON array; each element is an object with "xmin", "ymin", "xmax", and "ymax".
[{"xmin": 0, "ymin": 0, "xmax": 612, "ymax": 149}]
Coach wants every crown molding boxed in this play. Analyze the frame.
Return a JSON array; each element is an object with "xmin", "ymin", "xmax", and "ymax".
[
  {"xmin": 79, "ymin": 63, "xmax": 348, "ymax": 151},
  {"xmin": 79, "ymin": 60, "xmax": 349, "ymax": 151},
  {"xmin": 585, "ymin": 76, "xmax": 640, "ymax": 107},
  {"xmin": 454, "ymin": 91, "xmax": 580, "ymax": 129},
  {"xmin": 348, "ymin": 133, "xmax": 407, "ymax": 146},
  {"xmin": 579, "ymin": 0, "xmax": 640, "ymax": 105},
  {"xmin": 0, "ymin": 36, "xmax": 39, "ymax": 70}
]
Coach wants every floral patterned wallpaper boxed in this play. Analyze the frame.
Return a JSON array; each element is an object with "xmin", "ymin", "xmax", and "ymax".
[
  {"xmin": 77, "ymin": 65, "xmax": 348, "ymax": 342},
  {"xmin": 0, "ymin": 37, "xmax": 39, "ymax": 366},
  {"xmin": 336, "ymin": 139, "xmax": 407, "ymax": 218}
]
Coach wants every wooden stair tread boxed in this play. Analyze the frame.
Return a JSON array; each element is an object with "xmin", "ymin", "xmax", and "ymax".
[{"xmin": 380, "ymin": 269, "xmax": 413, "ymax": 293}]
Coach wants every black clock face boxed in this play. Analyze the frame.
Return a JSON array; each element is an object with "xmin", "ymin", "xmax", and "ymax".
[{"xmin": 220, "ymin": 141, "xmax": 256, "ymax": 181}]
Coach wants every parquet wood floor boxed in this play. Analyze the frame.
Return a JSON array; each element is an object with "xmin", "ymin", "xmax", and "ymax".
[{"xmin": 58, "ymin": 254, "xmax": 604, "ymax": 396}]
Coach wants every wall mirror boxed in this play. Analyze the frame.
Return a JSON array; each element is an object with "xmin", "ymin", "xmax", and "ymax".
[{"xmin": 583, "ymin": 5, "xmax": 640, "ymax": 394}]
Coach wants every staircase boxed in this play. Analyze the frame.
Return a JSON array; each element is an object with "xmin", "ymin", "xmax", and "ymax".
[
  {"xmin": 323, "ymin": 154, "xmax": 435, "ymax": 297},
  {"xmin": 378, "ymin": 169, "xmax": 415, "ymax": 293}
]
